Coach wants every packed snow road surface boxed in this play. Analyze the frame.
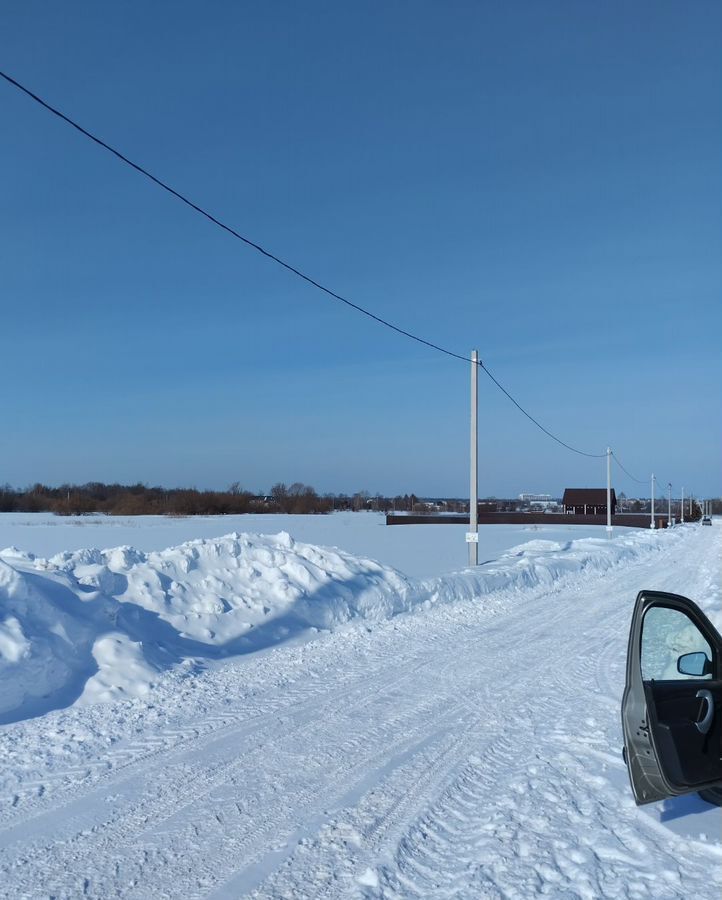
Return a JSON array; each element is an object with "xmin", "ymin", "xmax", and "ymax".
[{"xmin": 0, "ymin": 524, "xmax": 720, "ymax": 898}]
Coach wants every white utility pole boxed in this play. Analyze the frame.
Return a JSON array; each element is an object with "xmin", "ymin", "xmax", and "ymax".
[
  {"xmin": 681, "ymin": 486, "xmax": 685, "ymax": 523},
  {"xmin": 468, "ymin": 350, "xmax": 479, "ymax": 565},
  {"xmin": 606, "ymin": 447, "xmax": 612, "ymax": 534},
  {"xmin": 667, "ymin": 483, "xmax": 672, "ymax": 527},
  {"xmin": 650, "ymin": 474, "xmax": 655, "ymax": 529}
]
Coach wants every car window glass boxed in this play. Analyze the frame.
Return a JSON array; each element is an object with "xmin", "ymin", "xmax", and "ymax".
[{"xmin": 641, "ymin": 606, "xmax": 713, "ymax": 680}]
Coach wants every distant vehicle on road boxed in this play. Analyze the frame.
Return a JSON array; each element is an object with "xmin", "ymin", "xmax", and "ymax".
[
  {"xmin": 622, "ymin": 590, "xmax": 722, "ymax": 807},
  {"xmin": 702, "ymin": 516, "xmax": 712, "ymax": 526}
]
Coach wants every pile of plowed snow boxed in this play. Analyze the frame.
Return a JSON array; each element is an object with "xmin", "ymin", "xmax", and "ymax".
[
  {"xmin": 0, "ymin": 525, "xmax": 691, "ymax": 723},
  {"xmin": 0, "ymin": 532, "xmax": 414, "ymax": 722}
]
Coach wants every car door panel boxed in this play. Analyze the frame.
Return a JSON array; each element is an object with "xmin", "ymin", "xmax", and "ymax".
[
  {"xmin": 644, "ymin": 680, "xmax": 722, "ymax": 787},
  {"xmin": 622, "ymin": 590, "xmax": 722, "ymax": 805}
]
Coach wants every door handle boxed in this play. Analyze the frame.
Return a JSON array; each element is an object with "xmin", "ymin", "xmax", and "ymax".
[{"xmin": 695, "ymin": 689, "xmax": 714, "ymax": 735}]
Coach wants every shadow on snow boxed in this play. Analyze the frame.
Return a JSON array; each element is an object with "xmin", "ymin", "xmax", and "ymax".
[{"xmin": 0, "ymin": 568, "xmax": 385, "ymax": 726}]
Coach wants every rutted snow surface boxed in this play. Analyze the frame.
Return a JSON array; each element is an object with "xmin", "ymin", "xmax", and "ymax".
[{"xmin": 0, "ymin": 523, "xmax": 720, "ymax": 897}]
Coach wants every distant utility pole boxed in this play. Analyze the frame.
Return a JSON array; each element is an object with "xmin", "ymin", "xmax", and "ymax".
[
  {"xmin": 467, "ymin": 350, "xmax": 479, "ymax": 565},
  {"xmin": 606, "ymin": 447, "xmax": 612, "ymax": 534},
  {"xmin": 650, "ymin": 474, "xmax": 655, "ymax": 529},
  {"xmin": 681, "ymin": 486, "xmax": 685, "ymax": 524},
  {"xmin": 667, "ymin": 483, "xmax": 672, "ymax": 527}
]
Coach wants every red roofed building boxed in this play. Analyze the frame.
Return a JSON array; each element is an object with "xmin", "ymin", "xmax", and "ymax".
[{"xmin": 563, "ymin": 488, "xmax": 616, "ymax": 516}]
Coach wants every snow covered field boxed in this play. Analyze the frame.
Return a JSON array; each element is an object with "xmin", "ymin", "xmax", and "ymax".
[
  {"xmin": 0, "ymin": 511, "xmax": 614, "ymax": 578},
  {"xmin": 0, "ymin": 516, "xmax": 720, "ymax": 898}
]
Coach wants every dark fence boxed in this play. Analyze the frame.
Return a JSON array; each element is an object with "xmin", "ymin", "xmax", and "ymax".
[{"xmin": 386, "ymin": 513, "xmax": 670, "ymax": 529}]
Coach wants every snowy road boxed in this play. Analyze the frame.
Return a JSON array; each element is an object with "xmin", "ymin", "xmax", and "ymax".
[{"xmin": 1, "ymin": 525, "xmax": 720, "ymax": 898}]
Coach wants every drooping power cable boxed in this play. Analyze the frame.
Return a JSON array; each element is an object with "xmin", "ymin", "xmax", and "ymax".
[
  {"xmin": 0, "ymin": 69, "xmax": 625, "ymax": 463},
  {"xmin": 611, "ymin": 451, "xmax": 647, "ymax": 484}
]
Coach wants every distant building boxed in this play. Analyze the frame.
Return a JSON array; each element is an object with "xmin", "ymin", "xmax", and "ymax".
[
  {"xmin": 518, "ymin": 493, "xmax": 552, "ymax": 501},
  {"xmin": 563, "ymin": 488, "xmax": 617, "ymax": 516}
]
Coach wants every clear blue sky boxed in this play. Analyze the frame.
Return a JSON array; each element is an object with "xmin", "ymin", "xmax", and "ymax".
[{"xmin": 1, "ymin": 1, "xmax": 720, "ymax": 498}]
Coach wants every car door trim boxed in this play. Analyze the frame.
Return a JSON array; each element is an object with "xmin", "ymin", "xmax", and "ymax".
[{"xmin": 695, "ymin": 689, "xmax": 714, "ymax": 735}]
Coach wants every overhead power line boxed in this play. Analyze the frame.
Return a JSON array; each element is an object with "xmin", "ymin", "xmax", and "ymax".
[
  {"xmin": 0, "ymin": 69, "xmax": 605, "ymax": 461},
  {"xmin": 479, "ymin": 365, "xmax": 605, "ymax": 458},
  {"xmin": 0, "ymin": 69, "xmax": 468, "ymax": 365},
  {"xmin": 611, "ymin": 451, "xmax": 647, "ymax": 484},
  {"xmin": 612, "ymin": 452, "xmax": 670, "ymax": 492}
]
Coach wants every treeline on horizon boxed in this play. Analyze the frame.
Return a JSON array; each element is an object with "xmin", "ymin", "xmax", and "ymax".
[
  {"xmin": 0, "ymin": 482, "xmax": 428, "ymax": 517},
  {"xmin": 0, "ymin": 483, "xmax": 715, "ymax": 518}
]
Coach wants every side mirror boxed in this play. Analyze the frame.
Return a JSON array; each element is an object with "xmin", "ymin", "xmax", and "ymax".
[{"xmin": 677, "ymin": 651, "xmax": 712, "ymax": 677}]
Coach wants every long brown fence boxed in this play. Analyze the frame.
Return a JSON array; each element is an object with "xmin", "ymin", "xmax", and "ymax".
[{"xmin": 386, "ymin": 513, "xmax": 670, "ymax": 529}]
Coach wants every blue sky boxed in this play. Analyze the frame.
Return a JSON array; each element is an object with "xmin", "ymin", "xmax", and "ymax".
[{"xmin": 1, "ymin": 1, "xmax": 720, "ymax": 498}]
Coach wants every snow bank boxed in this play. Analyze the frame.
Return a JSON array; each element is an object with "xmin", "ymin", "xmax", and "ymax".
[
  {"xmin": 424, "ymin": 528, "xmax": 690, "ymax": 605},
  {"xmin": 0, "ymin": 533, "xmax": 414, "ymax": 723},
  {"xmin": 0, "ymin": 525, "xmax": 692, "ymax": 723}
]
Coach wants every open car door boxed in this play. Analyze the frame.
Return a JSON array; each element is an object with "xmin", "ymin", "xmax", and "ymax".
[{"xmin": 622, "ymin": 590, "xmax": 722, "ymax": 804}]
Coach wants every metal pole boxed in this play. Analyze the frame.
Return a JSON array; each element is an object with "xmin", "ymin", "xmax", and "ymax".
[
  {"xmin": 681, "ymin": 486, "xmax": 684, "ymax": 523},
  {"xmin": 668, "ymin": 483, "xmax": 672, "ymax": 527},
  {"xmin": 606, "ymin": 447, "xmax": 612, "ymax": 534},
  {"xmin": 469, "ymin": 350, "xmax": 478, "ymax": 565},
  {"xmin": 650, "ymin": 474, "xmax": 655, "ymax": 528}
]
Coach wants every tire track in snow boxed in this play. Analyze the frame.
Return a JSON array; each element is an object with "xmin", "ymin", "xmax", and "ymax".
[
  {"xmin": 0, "ymin": 639, "xmax": 453, "ymax": 896},
  {"xmin": 0, "ymin": 635, "xmax": 442, "ymax": 828},
  {"xmin": 251, "ymin": 527, "xmax": 721, "ymax": 900},
  {"xmin": 109, "ymin": 642, "xmax": 471, "ymax": 898},
  {"xmin": 369, "ymin": 531, "xmax": 722, "ymax": 899}
]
